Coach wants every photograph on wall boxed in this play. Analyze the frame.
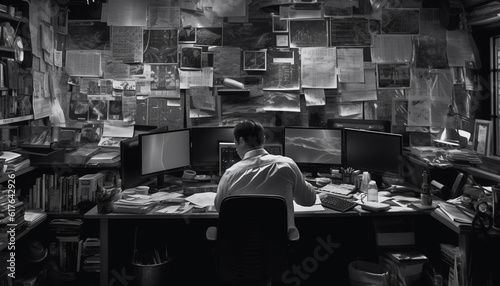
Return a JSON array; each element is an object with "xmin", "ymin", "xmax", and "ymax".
[
  {"xmin": 196, "ymin": 27, "xmax": 223, "ymax": 46},
  {"xmin": 414, "ymin": 34, "xmax": 448, "ymax": 69},
  {"xmin": 289, "ymin": 20, "xmax": 328, "ymax": 47},
  {"xmin": 151, "ymin": 64, "xmax": 178, "ymax": 90},
  {"xmin": 377, "ymin": 63, "xmax": 411, "ymax": 89},
  {"xmin": 263, "ymin": 91, "xmax": 301, "ymax": 112},
  {"xmin": 181, "ymin": 47, "xmax": 202, "ymax": 70},
  {"xmin": 55, "ymin": 7, "xmax": 68, "ymax": 35},
  {"xmin": 178, "ymin": 26, "xmax": 197, "ymax": 43},
  {"xmin": 473, "ymin": 119, "xmax": 492, "ymax": 155},
  {"xmin": 143, "ymin": 29, "xmax": 178, "ymax": 64},
  {"xmin": 244, "ymin": 50, "xmax": 267, "ymax": 71},
  {"xmin": 381, "ymin": 8, "xmax": 420, "ymax": 34},
  {"xmin": 89, "ymin": 100, "xmax": 108, "ymax": 121},
  {"xmin": 272, "ymin": 15, "xmax": 288, "ymax": 32},
  {"xmin": 108, "ymin": 100, "xmax": 123, "ymax": 120},
  {"xmin": 330, "ymin": 18, "xmax": 372, "ymax": 47},
  {"xmin": 223, "ymin": 22, "xmax": 273, "ymax": 50},
  {"xmin": 274, "ymin": 34, "xmax": 289, "ymax": 47},
  {"xmin": 67, "ymin": 21, "xmax": 110, "ymax": 50}
]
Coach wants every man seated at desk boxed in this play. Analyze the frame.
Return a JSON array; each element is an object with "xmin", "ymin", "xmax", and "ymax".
[{"xmin": 214, "ymin": 119, "xmax": 317, "ymax": 233}]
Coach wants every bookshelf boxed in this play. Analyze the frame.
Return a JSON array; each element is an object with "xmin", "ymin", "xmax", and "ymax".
[
  {"xmin": 0, "ymin": 166, "xmax": 34, "ymax": 183},
  {"xmin": 0, "ymin": 212, "xmax": 46, "ymax": 251}
]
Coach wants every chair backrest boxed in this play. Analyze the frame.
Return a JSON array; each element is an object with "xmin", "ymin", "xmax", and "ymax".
[{"xmin": 215, "ymin": 194, "xmax": 289, "ymax": 285}]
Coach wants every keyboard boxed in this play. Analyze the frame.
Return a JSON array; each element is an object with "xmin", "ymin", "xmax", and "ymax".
[
  {"xmin": 319, "ymin": 183, "xmax": 356, "ymax": 198},
  {"xmin": 320, "ymin": 194, "xmax": 357, "ymax": 212}
]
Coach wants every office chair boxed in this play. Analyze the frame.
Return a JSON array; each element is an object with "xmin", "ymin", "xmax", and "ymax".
[{"xmin": 206, "ymin": 195, "xmax": 298, "ymax": 286}]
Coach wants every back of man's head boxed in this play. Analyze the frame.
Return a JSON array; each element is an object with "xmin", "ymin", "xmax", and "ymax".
[{"xmin": 234, "ymin": 120, "xmax": 265, "ymax": 148}]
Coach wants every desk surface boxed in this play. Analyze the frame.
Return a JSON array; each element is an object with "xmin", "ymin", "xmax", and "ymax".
[{"xmin": 84, "ymin": 193, "xmax": 435, "ymax": 220}]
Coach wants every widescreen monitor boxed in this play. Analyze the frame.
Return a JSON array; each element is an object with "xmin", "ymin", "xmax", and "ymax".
[
  {"xmin": 284, "ymin": 127, "xmax": 343, "ymax": 175},
  {"xmin": 139, "ymin": 128, "xmax": 191, "ymax": 188},
  {"xmin": 344, "ymin": 128, "xmax": 403, "ymax": 188}
]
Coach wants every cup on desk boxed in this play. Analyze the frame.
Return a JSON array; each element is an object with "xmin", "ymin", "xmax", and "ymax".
[
  {"xmin": 135, "ymin": 186, "xmax": 150, "ymax": 195},
  {"xmin": 182, "ymin": 170, "xmax": 196, "ymax": 181}
]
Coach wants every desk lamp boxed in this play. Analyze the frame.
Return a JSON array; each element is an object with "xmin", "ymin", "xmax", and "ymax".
[{"xmin": 434, "ymin": 104, "xmax": 467, "ymax": 148}]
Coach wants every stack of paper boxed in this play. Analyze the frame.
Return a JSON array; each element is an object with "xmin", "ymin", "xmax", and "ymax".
[
  {"xmin": 446, "ymin": 149, "xmax": 482, "ymax": 165},
  {"xmin": 113, "ymin": 195, "xmax": 157, "ymax": 213},
  {"xmin": 0, "ymin": 151, "xmax": 21, "ymax": 163}
]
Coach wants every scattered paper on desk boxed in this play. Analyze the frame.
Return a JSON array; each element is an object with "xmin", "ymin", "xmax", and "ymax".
[
  {"xmin": 150, "ymin": 192, "xmax": 183, "ymax": 202},
  {"xmin": 294, "ymin": 203, "xmax": 325, "ymax": 212},
  {"xmin": 157, "ymin": 205, "xmax": 180, "ymax": 213},
  {"xmin": 185, "ymin": 192, "xmax": 216, "ymax": 207},
  {"xmin": 391, "ymin": 195, "xmax": 420, "ymax": 202}
]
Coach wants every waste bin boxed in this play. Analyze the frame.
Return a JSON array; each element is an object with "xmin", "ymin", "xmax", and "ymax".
[
  {"xmin": 348, "ymin": 260, "xmax": 389, "ymax": 286},
  {"xmin": 131, "ymin": 259, "xmax": 171, "ymax": 286}
]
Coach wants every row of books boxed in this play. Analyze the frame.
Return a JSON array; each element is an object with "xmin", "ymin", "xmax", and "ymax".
[
  {"xmin": 26, "ymin": 173, "xmax": 97, "ymax": 212},
  {"xmin": 48, "ymin": 218, "xmax": 84, "ymax": 278}
]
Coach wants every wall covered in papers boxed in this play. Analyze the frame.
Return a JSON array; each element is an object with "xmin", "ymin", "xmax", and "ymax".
[{"xmin": 44, "ymin": 0, "xmax": 484, "ymax": 136}]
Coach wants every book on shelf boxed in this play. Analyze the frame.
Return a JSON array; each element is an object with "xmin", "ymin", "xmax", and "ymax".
[
  {"xmin": 86, "ymin": 151, "xmax": 120, "ymax": 165},
  {"xmin": 0, "ymin": 150, "xmax": 21, "ymax": 162},
  {"xmin": 5, "ymin": 155, "xmax": 30, "ymax": 172},
  {"xmin": 23, "ymin": 210, "xmax": 47, "ymax": 226}
]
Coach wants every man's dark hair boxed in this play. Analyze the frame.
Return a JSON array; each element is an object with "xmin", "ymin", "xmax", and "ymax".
[{"xmin": 233, "ymin": 119, "xmax": 265, "ymax": 148}]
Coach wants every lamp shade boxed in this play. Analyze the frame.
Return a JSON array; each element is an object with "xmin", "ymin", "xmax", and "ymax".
[{"xmin": 433, "ymin": 104, "xmax": 463, "ymax": 147}]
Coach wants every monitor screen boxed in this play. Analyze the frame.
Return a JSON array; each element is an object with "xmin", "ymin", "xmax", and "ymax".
[
  {"xmin": 219, "ymin": 142, "xmax": 240, "ymax": 176},
  {"xmin": 120, "ymin": 137, "xmax": 150, "ymax": 190},
  {"xmin": 190, "ymin": 127, "xmax": 235, "ymax": 170},
  {"xmin": 284, "ymin": 127, "xmax": 343, "ymax": 171},
  {"xmin": 344, "ymin": 128, "xmax": 403, "ymax": 179},
  {"xmin": 139, "ymin": 128, "xmax": 191, "ymax": 178},
  {"xmin": 190, "ymin": 126, "xmax": 284, "ymax": 171}
]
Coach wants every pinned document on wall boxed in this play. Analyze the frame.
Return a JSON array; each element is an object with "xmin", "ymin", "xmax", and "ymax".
[{"xmin": 304, "ymin": 88, "xmax": 325, "ymax": 107}]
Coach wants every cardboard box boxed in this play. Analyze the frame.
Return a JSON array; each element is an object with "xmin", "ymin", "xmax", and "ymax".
[{"xmin": 79, "ymin": 173, "xmax": 105, "ymax": 202}]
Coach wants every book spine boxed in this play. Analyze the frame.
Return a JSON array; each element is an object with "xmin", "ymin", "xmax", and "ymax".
[
  {"xmin": 68, "ymin": 175, "xmax": 74, "ymax": 211},
  {"xmin": 62, "ymin": 176, "xmax": 67, "ymax": 211}
]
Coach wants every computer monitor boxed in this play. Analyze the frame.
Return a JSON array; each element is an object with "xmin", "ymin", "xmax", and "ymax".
[
  {"xmin": 139, "ymin": 128, "xmax": 191, "ymax": 188},
  {"xmin": 190, "ymin": 127, "xmax": 235, "ymax": 171},
  {"xmin": 219, "ymin": 142, "xmax": 240, "ymax": 176},
  {"xmin": 120, "ymin": 136, "xmax": 151, "ymax": 190},
  {"xmin": 190, "ymin": 126, "xmax": 284, "ymax": 172},
  {"xmin": 327, "ymin": 118, "xmax": 391, "ymax": 133},
  {"xmin": 284, "ymin": 127, "xmax": 343, "ymax": 176},
  {"xmin": 343, "ymin": 128, "xmax": 403, "ymax": 188}
]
